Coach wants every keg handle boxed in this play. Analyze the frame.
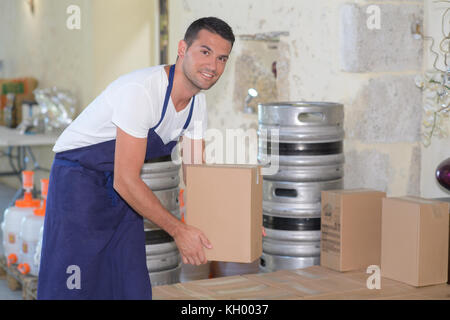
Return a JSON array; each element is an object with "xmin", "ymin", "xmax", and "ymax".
[
  {"xmin": 298, "ymin": 112, "xmax": 325, "ymax": 123},
  {"xmin": 274, "ymin": 188, "xmax": 298, "ymax": 198}
]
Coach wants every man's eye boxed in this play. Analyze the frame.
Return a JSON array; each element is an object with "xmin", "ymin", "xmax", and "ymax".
[
  {"xmin": 219, "ymin": 57, "xmax": 228, "ymax": 63},
  {"xmin": 201, "ymin": 51, "xmax": 210, "ymax": 55}
]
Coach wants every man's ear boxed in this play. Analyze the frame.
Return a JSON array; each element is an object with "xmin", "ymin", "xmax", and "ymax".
[{"xmin": 178, "ymin": 40, "xmax": 188, "ymax": 59}]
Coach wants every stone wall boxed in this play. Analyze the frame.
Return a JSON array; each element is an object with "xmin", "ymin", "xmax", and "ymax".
[
  {"xmin": 1, "ymin": 0, "xmax": 446, "ymax": 197},
  {"xmin": 170, "ymin": 0, "xmax": 425, "ymax": 196}
]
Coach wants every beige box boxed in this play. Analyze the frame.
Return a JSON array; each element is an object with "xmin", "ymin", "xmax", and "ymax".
[
  {"xmin": 432, "ymin": 197, "xmax": 450, "ymax": 285},
  {"xmin": 186, "ymin": 164, "xmax": 263, "ymax": 263},
  {"xmin": 381, "ymin": 197, "xmax": 449, "ymax": 287},
  {"xmin": 320, "ymin": 189, "xmax": 386, "ymax": 272}
]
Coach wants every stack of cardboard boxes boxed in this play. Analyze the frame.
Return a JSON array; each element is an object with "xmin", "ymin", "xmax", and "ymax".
[
  {"xmin": 320, "ymin": 189, "xmax": 450, "ymax": 288},
  {"xmin": 166, "ymin": 164, "xmax": 449, "ymax": 299}
]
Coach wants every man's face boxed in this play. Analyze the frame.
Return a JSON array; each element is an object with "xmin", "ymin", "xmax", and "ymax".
[{"xmin": 179, "ymin": 29, "xmax": 232, "ymax": 91}]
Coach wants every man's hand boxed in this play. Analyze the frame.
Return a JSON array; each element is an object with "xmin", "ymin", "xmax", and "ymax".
[{"xmin": 173, "ymin": 223, "xmax": 212, "ymax": 265}]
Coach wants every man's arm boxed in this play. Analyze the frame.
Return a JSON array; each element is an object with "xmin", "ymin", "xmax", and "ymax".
[{"xmin": 113, "ymin": 127, "xmax": 211, "ymax": 265}]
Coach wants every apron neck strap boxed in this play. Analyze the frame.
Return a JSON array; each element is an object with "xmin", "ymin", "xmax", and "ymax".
[
  {"xmin": 153, "ymin": 64, "xmax": 197, "ymax": 136},
  {"xmin": 152, "ymin": 64, "xmax": 176, "ymax": 130}
]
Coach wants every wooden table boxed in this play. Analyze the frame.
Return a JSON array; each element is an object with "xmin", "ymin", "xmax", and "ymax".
[
  {"xmin": 152, "ymin": 265, "xmax": 450, "ymax": 300},
  {"xmin": 0, "ymin": 126, "xmax": 59, "ymax": 204}
]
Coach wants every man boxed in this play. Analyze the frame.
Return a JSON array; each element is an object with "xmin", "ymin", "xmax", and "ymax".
[{"xmin": 37, "ymin": 17, "xmax": 234, "ymax": 300}]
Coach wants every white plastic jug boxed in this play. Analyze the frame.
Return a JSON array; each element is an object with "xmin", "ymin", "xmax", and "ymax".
[
  {"xmin": 2, "ymin": 207, "xmax": 35, "ymax": 266},
  {"xmin": 1, "ymin": 171, "xmax": 41, "ymax": 266},
  {"xmin": 18, "ymin": 178, "xmax": 48, "ymax": 276},
  {"xmin": 18, "ymin": 214, "xmax": 45, "ymax": 276},
  {"xmin": 34, "ymin": 226, "xmax": 44, "ymax": 275}
]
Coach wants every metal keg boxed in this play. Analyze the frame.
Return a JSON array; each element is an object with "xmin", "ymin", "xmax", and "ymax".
[
  {"xmin": 258, "ymin": 102, "xmax": 344, "ymax": 181},
  {"xmin": 141, "ymin": 159, "xmax": 181, "ymax": 229},
  {"xmin": 263, "ymin": 179, "xmax": 343, "ymax": 218},
  {"xmin": 152, "ymin": 188, "xmax": 180, "ymax": 218},
  {"xmin": 150, "ymin": 264, "xmax": 182, "ymax": 287},
  {"xmin": 261, "ymin": 215, "xmax": 321, "ymax": 272},
  {"xmin": 141, "ymin": 155, "xmax": 183, "ymax": 286},
  {"xmin": 258, "ymin": 102, "xmax": 344, "ymax": 143},
  {"xmin": 264, "ymin": 163, "xmax": 343, "ymax": 182},
  {"xmin": 258, "ymin": 101, "xmax": 345, "ymax": 273},
  {"xmin": 141, "ymin": 161, "xmax": 181, "ymax": 191},
  {"xmin": 259, "ymin": 252, "xmax": 320, "ymax": 273},
  {"xmin": 142, "ymin": 186, "xmax": 181, "ymax": 229},
  {"xmin": 145, "ymin": 228, "xmax": 181, "ymax": 286},
  {"xmin": 263, "ymin": 215, "xmax": 321, "ymax": 242}
]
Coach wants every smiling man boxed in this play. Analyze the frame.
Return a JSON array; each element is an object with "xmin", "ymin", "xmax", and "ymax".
[{"xmin": 37, "ymin": 17, "xmax": 234, "ymax": 300}]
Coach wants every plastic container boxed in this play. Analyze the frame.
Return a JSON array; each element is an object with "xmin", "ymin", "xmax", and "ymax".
[
  {"xmin": 1, "ymin": 171, "xmax": 41, "ymax": 266},
  {"xmin": 18, "ymin": 178, "xmax": 48, "ymax": 276},
  {"xmin": 33, "ymin": 226, "xmax": 44, "ymax": 275}
]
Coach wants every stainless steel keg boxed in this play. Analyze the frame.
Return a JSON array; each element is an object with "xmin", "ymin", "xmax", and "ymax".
[
  {"xmin": 141, "ymin": 161, "xmax": 181, "ymax": 191},
  {"xmin": 258, "ymin": 102, "xmax": 344, "ymax": 143},
  {"xmin": 145, "ymin": 229, "xmax": 181, "ymax": 286},
  {"xmin": 258, "ymin": 101, "xmax": 345, "ymax": 272},
  {"xmin": 141, "ymin": 156, "xmax": 183, "ymax": 286},
  {"xmin": 263, "ymin": 179, "xmax": 343, "ymax": 218}
]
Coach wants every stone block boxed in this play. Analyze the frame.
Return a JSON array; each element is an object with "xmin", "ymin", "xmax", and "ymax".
[
  {"xmin": 407, "ymin": 145, "xmax": 421, "ymax": 196},
  {"xmin": 347, "ymin": 75, "xmax": 422, "ymax": 143},
  {"xmin": 340, "ymin": 3, "xmax": 423, "ymax": 72},
  {"xmin": 344, "ymin": 148, "xmax": 392, "ymax": 193}
]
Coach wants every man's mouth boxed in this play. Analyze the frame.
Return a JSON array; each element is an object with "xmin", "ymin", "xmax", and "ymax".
[{"xmin": 200, "ymin": 71, "xmax": 215, "ymax": 80}]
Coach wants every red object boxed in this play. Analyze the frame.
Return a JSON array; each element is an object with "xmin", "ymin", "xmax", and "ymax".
[{"xmin": 436, "ymin": 158, "xmax": 450, "ymax": 191}]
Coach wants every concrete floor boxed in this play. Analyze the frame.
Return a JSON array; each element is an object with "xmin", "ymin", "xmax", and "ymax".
[{"xmin": 0, "ymin": 183, "xmax": 25, "ymax": 300}]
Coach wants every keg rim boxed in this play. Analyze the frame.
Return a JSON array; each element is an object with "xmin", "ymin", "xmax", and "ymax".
[
  {"xmin": 145, "ymin": 229, "xmax": 174, "ymax": 245},
  {"xmin": 263, "ymin": 215, "xmax": 321, "ymax": 231},
  {"xmin": 258, "ymin": 101, "xmax": 344, "ymax": 108}
]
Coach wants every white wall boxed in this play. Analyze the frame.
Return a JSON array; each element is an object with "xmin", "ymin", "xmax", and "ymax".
[
  {"xmin": 0, "ymin": 0, "xmax": 158, "ymax": 189},
  {"xmin": 169, "ymin": 0, "xmax": 428, "ymax": 197}
]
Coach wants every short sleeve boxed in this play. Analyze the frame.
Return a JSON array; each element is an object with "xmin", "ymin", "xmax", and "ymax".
[
  {"xmin": 184, "ymin": 94, "xmax": 207, "ymax": 140},
  {"xmin": 109, "ymin": 83, "xmax": 157, "ymax": 138}
]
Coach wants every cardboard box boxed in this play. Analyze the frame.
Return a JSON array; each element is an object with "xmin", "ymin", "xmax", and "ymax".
[
  {"xmin": 381, "ymin": 197, "xmax": 449, "ymax": 287},
  {"xmin": 320, "ymin": 189, "xmax": 386, "ymax": 272},
  {"xmin": 186, "ymin": 164, "xmax": 262, "ymax": 263},
  {"xmin": 433, "ymin": 197, "xmax": 450, "ymax": 285},
  {"xmin": 0, "ymin": 78, "xmax": 38, "ymax": 127}
]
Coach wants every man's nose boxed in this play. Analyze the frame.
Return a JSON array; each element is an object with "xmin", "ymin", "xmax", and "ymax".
[{"xmin": 205, "ymin": 56, "xmax": 217, "ymax": 73}]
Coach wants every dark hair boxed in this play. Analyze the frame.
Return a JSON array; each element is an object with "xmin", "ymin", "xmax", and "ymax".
[{"xmin": 184, "ymin": 17, "xmax": 235, "ymax": 48}]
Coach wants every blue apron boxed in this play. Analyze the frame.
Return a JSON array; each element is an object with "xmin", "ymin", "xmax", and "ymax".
[{"xmin": 37, "ymin": 65, "xmax": 195, "ymax": 300}]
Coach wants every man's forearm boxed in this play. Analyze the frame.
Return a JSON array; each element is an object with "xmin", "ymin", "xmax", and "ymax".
[{"xmin": 114, "ymin": 175, "xmax": 182, "ymax": 237}]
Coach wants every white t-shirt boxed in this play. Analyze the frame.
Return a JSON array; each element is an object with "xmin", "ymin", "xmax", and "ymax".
[{"xmin": 53, "ymin": 65, "xmax": 207, "ymax": 153}]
